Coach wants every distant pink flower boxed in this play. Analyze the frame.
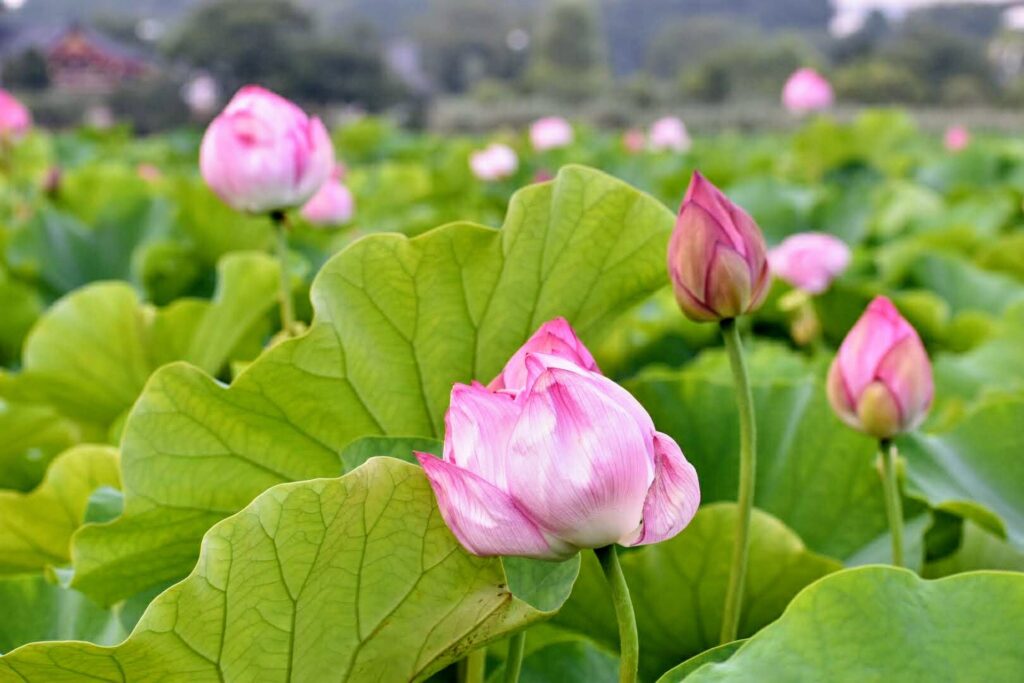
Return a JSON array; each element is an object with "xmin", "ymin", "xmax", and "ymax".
[
  {"xmin": 530, "ymin": 116, "xmax": 573, "ymax": 151},
  {"xmin": 769, "ymin": 232, "xmax": 851, "ymax": 295},
  {"xmin": 200, "ymin": 85, "xmax": 333, "ymax": 213},
  {"xmin": 782, "ymin": 68, "xmax": 834, "ymax": 115},
  {"xmin": 533, "ymin": 169, "xmax": 554, "ymax": 183},
  {"xmin": 417, "ymin": 319, "xmax": 700, "ymax": 559},
  {"xmin": 827, "ymin": 296, "xmax": 933, "ymax": 439},
  {"xmin": 0, "ymin": 88, "xmax": 32, "ymax": 139},
  {"xmin": 300, "ymin": 166, "xmax": 354, "ymax": 226},
  {"xmin": 470, "ymin": 143, "xmax": 518, "ymax": 181},
  {"xmin": 623, "ymin": 128, "xmax": 646, "ymax": 154},
  {"xmin": 137, "ymin": 163, "xmax": 162, "ymax": 183},
  {"xmin": 944, "ymin": 125, "xmax": 970, "ymax": 152},
  {"xmin": 649, "ymin": 116, "xmax": 691, "ymax": 153},
  {"xmin": 667, "ymin": 171, "xmax": 770, "ymax": 322}
]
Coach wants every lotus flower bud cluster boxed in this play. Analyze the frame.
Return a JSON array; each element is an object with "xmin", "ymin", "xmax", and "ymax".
[
  {"xmin": 470, "ymin": 143, "xmax": 519, "ymax": 182},
  {"xmin": 530, "ymin": 116, "xmax": 574, "ymax": 152},
  {"xmin": 649, "ymin": 116, "xmax": 691, "ymax": 153},
  {"xmin": 417, "ymin": 318, "xmax": 700, "ymax": 560},
  {"xmin": 782, "ymin": 68, "xmax": 834, "ymax": 114},
  {"xmin": 200, "ymin": 85, "xmax": 333, "ymax": 213},
  {"xmin": 768, "ymin": 232, "xmax": 851, "ymax": 295},
  {"xmin": 827, "ymin": 297, "xmax": 933, "ymax": 439},
  {"xmin": 0, "ymin": 88, "xmax": 32, "ymax": 139},
  {"xmin": 667, "ymin": 172, "xmax": 770, "ymax": 322},
  {"xmin": 301, "ymin": 165, "xmax": 355, "ymax": 226}
]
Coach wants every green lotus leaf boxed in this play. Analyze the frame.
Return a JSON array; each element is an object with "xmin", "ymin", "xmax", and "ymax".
[
  {"xmin": 0, "ymin": 445, "xmax": 118, "ymax": 574},
  {"xmin": 681, "ymin": 567, "xmax": 1024, "ymax": 681},
  {"xmin": 0, "ymin": 251, "xmax": 279, "ymax": 429},
  {"xmin": 0, "ymin": 458, "xmax": 579, "ymax": 681},
  {"xmin": 627, "ymin": 349, "xmax": 894, "ymax": 560},
  {"xmin": 0, "ymin": 400, "xmax": 80, "ymax": 491},
  {"xmin": 554, "ymin": 503, "xmax": 840, "ymax": 680},
  {"xmin": 72, "ymin": 165, "xmax": 675, "ymax": 604},
  {"xmin": 900, "ymin": 395, "xmax": 1024, "ymax": 550}
]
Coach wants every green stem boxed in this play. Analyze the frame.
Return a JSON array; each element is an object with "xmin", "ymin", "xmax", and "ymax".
[
  {"xmin": 595, "ymin": 545, "xmax": 639, "ymax": 683},
  {"xmin": 879, "ymin": 439, "xmax": 904, "ymax": 567},
  {"xmin": 458, "ymin": 648, "xmax": 487, "ymax": 683},
  {"xmin": 504, "ymin": 631, "xmax": 527, "ymax": 683},
  {"xmin": 271, "ymin": 211, "xmax": 297, "ymax": 337},
  {"xmin": 719, "ymin": 318, "xmax": 756, "ymax": 644}
]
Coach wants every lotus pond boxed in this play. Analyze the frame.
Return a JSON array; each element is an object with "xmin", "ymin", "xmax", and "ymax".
[{"xmin": 1, "ymin": 109, "xmax": 1023, "ymax": 682}]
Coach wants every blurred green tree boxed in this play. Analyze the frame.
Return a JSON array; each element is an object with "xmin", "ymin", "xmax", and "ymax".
[
  {"xmin": 169, "ymin": 0, "xmax": 402, "ymax": 110},
  {"xmin": 2, "ymin": 48, "xmax": 51, "ymax": 91},
  {"xmin": 528, "ymin": 0, "xmax": 609, "ymax": 101},
  {"xmin": 416, "ymin": 0, "xmax": 529, "ymax": 94},
  {"xmin": 168, "ymin": 0, "xmax": 310, "ymax": 94}
]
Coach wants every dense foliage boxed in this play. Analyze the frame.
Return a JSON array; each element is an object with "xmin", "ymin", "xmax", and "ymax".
[{"xmin": 1, "ymin": 110, "xmax": 1023, "ymax": 680}]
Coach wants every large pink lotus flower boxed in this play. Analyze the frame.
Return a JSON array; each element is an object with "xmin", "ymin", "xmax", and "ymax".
[
  {"xmin": 0, "ymin": 88, "xmax": 32, "ymax": 139},
  {"xmin": 649, "ymin": 116, "xmax": 691, "ymax": 153},
  {"xmin": 667, "ymin": 171, "xmax": 770, "ymax": 322},
  {"xmin": 530, "ymin": 116, "xmax": 574, "ymax": 152},
  {"xmin": 782, "ymin": 68, "xmax": 834, "ymax": 115},
  {"xmin": 418, "ymin": 319, "xmax": 700, "ymax": 560},
  {"xmin": 470, "ymin": 143, "xmax": 519, "ymax": 181},
  {"xmin": 300, "ymin": 165, "xmax": 354, "ymax": 226},
  {"xmin": 199, "ymin": 85, "xmax": 333, "ymax": 213},
  {"xmin": 827, "ymin": 296, "xmax": 933, "ymax": 439},
  {"xmin": 944, "ymin": 125, "xmax": 970, "ymax": 152},
  {"xmin": 768, "ymin": 232, "xmax": 851, "ymax": 295}
]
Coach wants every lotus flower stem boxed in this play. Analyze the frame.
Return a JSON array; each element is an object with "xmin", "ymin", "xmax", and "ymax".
[
  {"xmin": 595, "ymin": 545, "xmax": 639, "ymax": 683},
  {"xmin": 458, "ymin": 648, "xmax": 487, "ymax": 683},
  {"xmin": 719, "ymin": 318, "xmax": 756, "ymax": 644},
  {"xmin": 271, "ymin": 210, "xmax": 297, "ymax": 337},
  {"xmin": 504, "ymin": 631, "xmax": 527, "ymax": 683},
  {"xmin": 879, "ymin": 439, "xmax": 904, "ymax": 567}
]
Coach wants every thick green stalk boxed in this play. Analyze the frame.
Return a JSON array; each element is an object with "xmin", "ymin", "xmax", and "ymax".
[
  {"xmin": 504, "ymin": 631, "xmax": 527, "ymax": 683},
  {"xmin": 459, "ymin": 648, "xmax": 487, "ymax": 683},
  {"xmin": 270, "ymin": 211, "xmax": 297, "ymax": 337},
  {"xmin": 595, "ymin": 545, "xmax": 639, "ymax": 683},
  {"xmin": 879, "ymin": 438, "xmax": 904, "ymax": 567},
  {"xmin": 719, "ymin": 318, "xmax": 756, "ymax": 644}
]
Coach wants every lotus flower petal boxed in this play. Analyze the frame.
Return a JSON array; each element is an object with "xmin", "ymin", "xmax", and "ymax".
[
  {"xmin": 416, "ymin": 453, "xmax": 558, "ymax": 559},
  {"xmin": 630, "ymin": 432, "xmax": 701, "ymax": 546},
  {"xmin": 506, "ymin": 365, "xmax": 655, "ymax": 549},
  {"xmin": 489, "ymin": 317, "xmax": 599, "ymax": 393},
  {"xmin": 443, "ymin": 382, "xmax": 520, "ymax": 489}
]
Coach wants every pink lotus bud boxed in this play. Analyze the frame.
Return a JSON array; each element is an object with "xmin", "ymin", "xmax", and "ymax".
[
  {"xmin": 0, "ymin": 88, "xmax": 32, "ymax": 139},
  {"xmin": 418, "ymin": 322, "xmax": 699, "ymax": 560},
  {"xmin": 488, "ymin": 317, "xmax": 599, "ymax": 394},
  {"xmin": 529, "ymin": 116, "xmax": 573, "ymax": 152},
  {"xmin": 469, "ymin": 143, "xmax": 518, "ymax": 181},
  {"xmin": 944, "ymin": 125, "xmax": 970, "ymax": 152},
  {"xmin": 768, "ymin": 232, "xmax": 851, "ymax": 295},
  {"xmin": 199, "ymin": 85, "xmax": 333, "ymax": 213},
  {"xmin": 300, "ymin": 166, "xmax": 354, "ymax": 226},
  {"xmin": 827, "ymin": 296, "xmax": 933, "ymax": 439},
  {"xmin": 667, "ymin": 171, "xmax": 770, "ymax": 322},
  {"xmin": 649, "ymin": 116, "xmax": 691, "ymax": 153},
  {"xmin": 782, "ymin": 68, "xmax": 834, "ymax": 115},
  {"xmin": 622, "ymin": 128, "xmax": 646, "ymax": 154}
]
